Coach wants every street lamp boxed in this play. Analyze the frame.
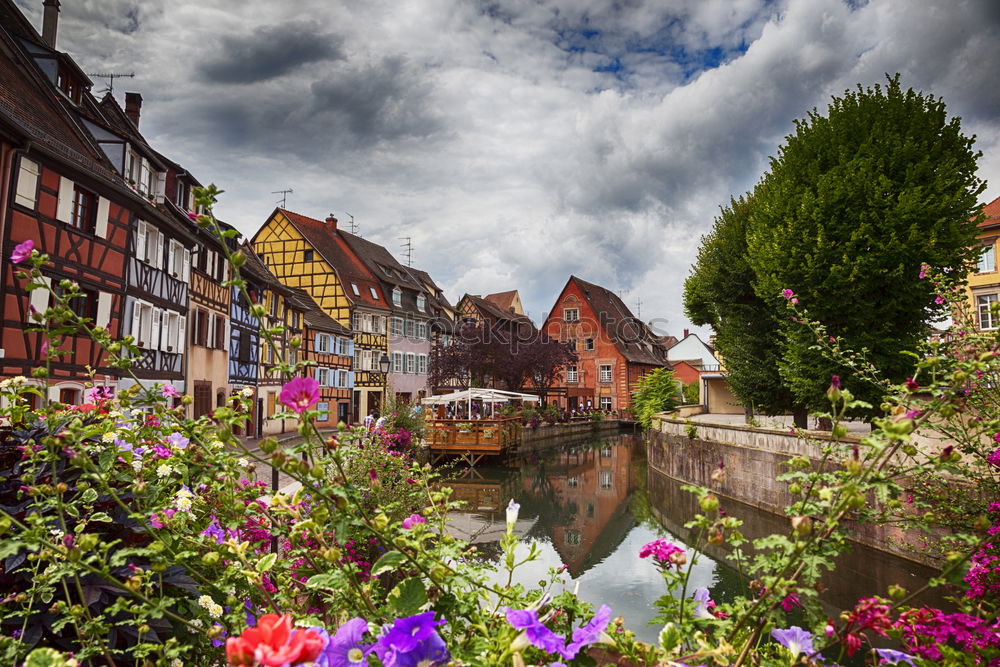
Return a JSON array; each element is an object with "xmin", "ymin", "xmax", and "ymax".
[{"xmin": 379, "ymin": 353, "xmax": 391, "ymax": 413}]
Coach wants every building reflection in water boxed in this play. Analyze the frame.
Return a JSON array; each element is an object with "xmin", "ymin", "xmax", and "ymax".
[{"xmin": 440, "ymin": 430, "xmax": 944, "ymax": 643}]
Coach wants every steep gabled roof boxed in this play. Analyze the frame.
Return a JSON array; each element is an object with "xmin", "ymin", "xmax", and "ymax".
[
  {"xmin": 484, "ymin": 290, "xmax": 521, "ymax": 314},
  {"xmin": 286, "ymin": 287, "xmax": 351, "ymax": 336},
  {"xmin": 275, "ymin": 209, "xmax": 389, "ymax": 311},
  {"xmin": 565, "ymin": 276, "xmax": 669, "ymax": 366},
  {"xmin": 980, "ymin": 195, "xmax": 1000, "ymax": 230},
  {"xmin": 461, "ymin": 294, "xmax": 537, "ymax": 332}
]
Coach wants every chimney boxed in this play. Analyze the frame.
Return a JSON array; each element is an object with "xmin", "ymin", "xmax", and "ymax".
[
  {"xmin": 683, "ymin": 328, "xmax": 689, "ymax": 338},
  {"xmin": 325, "ymin": 214, "xmax": 338, "ymax": 230},
  {"xmin": 124, "ymin": 92, "xmax": 143, "ymax": 128},
  {"xmin": 42, "ymin": 0, "xmax": 60, "ymax": 49}
]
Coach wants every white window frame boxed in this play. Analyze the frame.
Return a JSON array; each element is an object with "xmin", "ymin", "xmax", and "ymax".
[
  {"xmin": 599, "ymin": 396, "xmax": 612, "ymax": 410},
  {"xmin": 351, "ymin": 283, "xmax": 360, "ymax": 296},
  {"xmin": 564, "ymin": 308, "xmax": 579, "ymax": 322},
  {"xmin": 600, "ymin": 470, "xmax": 613, "ymax": 490},
  {"xmin": 566, "ymin": 365, "xmax": 578, "ymax": 383},
  {"xmin": 978, "ymin": 244, "xmax": 996, "ymax": 274},
  {"xmin": 405, "ymin": 352, "xmax": 416, "ymax": 374},
  {"xmin": 391, "ymin": 317, "xmax": 403, "ymax": 336},
  {"xmin": 599, "ymin": 364, "xmax": 612, "ymax": 382},
  {"xmin": 416, "ymin": 295, "xmax": 426, "ymax": 312},
  {"xmin": 404, "ymin": 319, "xmax": 415, "ymax": 338},
  {"xmin": 370, "ymin": 287, "xmax": 379, "ymax": 300},
  {"xmin": 978, "ymin": 294, "xmax": 998, "ymax": 330},
  {"xmin": 392, "ymin": 288, "xmax": 401, "ymax": 307},
  {"xmin": 417, "ymin": 322, "xmax": 428, "ymax": 340},
  {"xmin": 337, "ymin": 369, "xmax": 349, "ymax": 387},
  {"xmin": 316, "ymin": 368, "xmax": 330, "ymax": 386},
  {"xmin": 418, "ymin": 354, "xmax": 428, "ymax": 375}
]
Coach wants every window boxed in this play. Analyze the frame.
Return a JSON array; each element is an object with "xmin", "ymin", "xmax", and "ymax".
[
  {"xmin": 564, "ymin": 308, "xmax": 579, "ymax": 322},
  {"xmin": 317, "ymin": 334, "xmax": 330, "ymax": 353},
  {"xmin": 337, "ymin": 338, "xmax": 351, "ymax": 356},
  {"xmin": 175, "ymin": 180, "xmax": 190, "ymax": 210},
  {"xmin": 270, "ymin": 293, "xmax": 279, "ymax": 317},
  {"xmin": 392, "ymin": 288, "xmax": 402, "ymax": 306},
  {"xmin": 567, "ymin": 339, "xmax": 577, "ymax": 351},
  {"xmin": 978, "ymin": 294, "xmax": 998, "ymax": 330},
  {"xmin": 600, "ymin": 446, "xmax": 612, "ymax": 458},
  {"xmin": 70, "ymin": 185, "xmax": 96, "ymax": 232},
  {"xmin": 136, "ymin": 220, "xmax": 163, "ymax": 269},
  {"xmin": 978, "ymin": 245, "xmax": 996, "ymax": 274},
  {"xmin": 351, "ymin": 283, "xmax": 360, "ymax": 296},
  {"xmin": 405, "ymin": 319, "xmax": 415, "ymax": 338},
  {"xmin": 417, "ymin": 295, "xmax": 426, "ymax": 311},
  {"xmin": 599, "ymin": 397, "xmax": 612, "ymax": 410},
  {"xmin": 316, "ymin": 368, "xmax": 330, "ymax": 386},
  {"xmin": 567, "ymin": 476, "xmax": 579, "ymax": 488},
  {"xmin": 290, "ymin": 311, "xmax": 300, "ymax": 329},
  {"xmin": 374, "ymin": 316, "xmax": 386, "ymax": 334},
  {"xmin": 370, "ymin": 287, "xmax": 379, "ymax": 300},
  {"xmin": 391, "ymin": 317, "xmax": 403, "ymax": 336},
  {"xmin": 337, "ymin": 370, "xmax": 349, "ymax": 387},
  {"xmin": 599, "ymin": 364, "xmax": 612, "ymax": 382},
  {"xmin": 353, "ymin": 348, "xmax": 362, "ymax": 370},
  {"xmin": 167, "ymin": 240, "xmax": 191, "ymax": 280},
  {"xmin": 417, "ymin": 322, "xmax": 428, "ymax": 340},
  {"xmin": 303, "ymin": 249, "xmax": 314, "ymax": 262},
  {"xmin": 392, "ymin": 352, "xmax": 403, "ymax": 373},
  {"xmin": 600, "ymin": 471, "xmax": 613, "ymax": 490},
  {"xmin": 566, "ymin": 530, "xmax": 581, "ymax": 546},
  {"xmin": 566, "ymin": 365, "xmax": 578, "ymax": 383},
  {"xmin": 59, "ymin": 387, "xmax": 80, "ymax": 405},
  {"xmin": 406, "ymin": 353, "xmax": 416, "ymax": 374},
  {"xmin": 317, "ymin": 401, "xmax": 330, "ymax": 414},
  {"xmin": 418, "ymin": 354, "xmax": 428, "ymax": 374},
  {"xmin": 585, "ymin": 338, "xmax": 594, "ymax": 351},
  {"xmin": 53, "ymin": 282, "xmax": 97, "ymax": 321}
]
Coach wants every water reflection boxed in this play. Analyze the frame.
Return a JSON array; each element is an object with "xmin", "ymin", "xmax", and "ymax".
[{"xmin": 442, "ymin": 431, "xmax": 944, "ymax": 644}]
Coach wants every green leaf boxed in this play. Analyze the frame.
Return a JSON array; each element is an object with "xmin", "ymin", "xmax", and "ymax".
[
  {"xmin": 305, "ymin": 573, "xmax": 340, "ymax": 590},
  {"xmin": 387, "ymin": 577, "xmax": 427, "ymax": 616},
  {"xmin": 79, "ymin": 488, "xmax": 98, "ymax": 504},
  {"xmin": 256, "ymin": 552, "xmax": 277, "ymax": 572},
  {"xmin": 371, "ymin": 551, "xmax": 407, "ymax": 577},
  {"xmin": 0, "ymin": 540, "xmax": 23, "ymax": 560},
  {"xmin": 658, "ymin": 622, "xmax": 681, "ymax": 652},
  {"xmin": 89, "ymin": 512, "xmax": 113, "ymax": 523}
]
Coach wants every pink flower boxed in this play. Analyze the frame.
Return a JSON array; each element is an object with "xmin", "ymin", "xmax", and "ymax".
[
  {"xmin": 401, "ymin": 514, "xmax": 426, "ymax": 530},
  {"xmin": 988, "ymin": 447, "xmax": 1000, "ymax": 469},
  {"xmin": 934, "ymin": 295, "xmax": 945, "ymax": 305},
  {"xmin": 790, "ymin": 297, "xmax": 799, "ymax": 305},
  {"xmin": 993, "ymin": 433, "xmax": 1000, "ymax": 443},
  {"xmin": 10, "ymin": 239, "xmax": 33, "ymax": 264},
  {"xmin": 187, "ymin": 212, "xmax": 199, "ymax": 221},
  {"xmin": 639, "ymin": 538, "xmax": 686, "ymax": 567},
  {"xmin": 905, "ymin": 378, "xmax": 919, "ymax": 390},
  {"xmin": 918, "ymin": 263, "xmax": 930, "ymax": 279},
  {"xmin": 161, "ymin": 383, "xmax": 179, "ymax": 398},
  {"xmin": 780, "ymin": 593, "xmax": 802, "ymax": 611},
  {"xmin": 781, "ymin": 289, "xmax": 795, "ymax": 299},
  {"xmin": 278, "ymin": 377, "xmax": 319, "ymax": 413}
]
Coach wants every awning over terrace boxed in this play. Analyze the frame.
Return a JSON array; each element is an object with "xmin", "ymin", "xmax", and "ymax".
[{"xmin": 420, "ymin": 388, "xmax": 541, "ymax": 405}]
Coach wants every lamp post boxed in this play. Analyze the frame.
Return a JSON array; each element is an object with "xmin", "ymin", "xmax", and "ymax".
[{"xmin": 379, "ymin": 353, "xmax": 391, "ymax": 413}]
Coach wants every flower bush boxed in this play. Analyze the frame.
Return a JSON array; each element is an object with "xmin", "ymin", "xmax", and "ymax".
[{"xmin": 1, "ymin": 187, "xmax": 998, "ymax": 666}]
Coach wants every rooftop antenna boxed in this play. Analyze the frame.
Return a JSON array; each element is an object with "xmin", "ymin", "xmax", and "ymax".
[
  {"xmin": 399, "ymin": 236, "xmax": 412, "ymax": 267},
  {"xmin": 343, "ymin": 213, "xmax": 358, "ymax": 235},
  {"xmin": 635, "ymin": 296, "xmax": 642, "ymax": 317},
  {"xmin": 272, "ymin": 188, "xmax": 293, "ymax": 208},
  {"xmin": 88, "ymin": 71, "xmax": 134, "ymax": 95}
]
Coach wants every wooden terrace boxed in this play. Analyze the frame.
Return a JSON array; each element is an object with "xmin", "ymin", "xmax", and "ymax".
[{"xmin": 425, "ymin": 417, "xmax": 522, "ymax": 466}]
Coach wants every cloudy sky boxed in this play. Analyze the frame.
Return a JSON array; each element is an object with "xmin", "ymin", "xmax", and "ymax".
[{"xmin": 17, "ymin": 0, "xmax": 1000, "ymax": 335}]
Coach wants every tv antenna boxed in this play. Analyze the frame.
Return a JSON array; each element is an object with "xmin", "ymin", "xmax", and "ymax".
[
  {"xmin": 399, "ymin": 237, "xmax": 412, "ymax": 267},
  {"xmin": 88, "ymin": 71, "xmax": 134, "ymax": 95},
  {"xmin": 272, "ymin": 188, "xmax": 293, "ymax": 208},
  {"xmin": 343, "ymin": 212, "xmax": 358, "ymax": 235},
  {"xmin": 635, "ymin": 296, "xmax": 642, "ymax": 317}
]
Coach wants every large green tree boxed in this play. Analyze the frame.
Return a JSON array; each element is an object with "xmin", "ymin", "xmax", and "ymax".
[
  {"xmin": 684, "ymin": 195, "xmax": 796, "ymax": 416},
  {"xmin": 746, "ymin": 75, "xmax": 985, "ymax": 412}
]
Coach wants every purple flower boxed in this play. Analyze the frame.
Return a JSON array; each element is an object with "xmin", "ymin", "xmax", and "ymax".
[
  {"xmin": 875, "ymin": 648, "xmax": 917, "ymax": 666},
  {"xmin": 313, "ymin": 617, "xmax": 370, "ymax": 667},
  {"xmin": 279, "ymin": 377, "xmax": 320, "ymax": 414},
  {"xmin": 562, "ymin": 605, "xmax": 612, "ymax": 659},
  {"xmin": 10, "ymin": 239, "xmax": 34, "ymax": 264},
  {"xmin": 201, "ymin": 517, "xmax": 226, "ymax": 544},
  {"xmin": 401, "ymin": 514, "xmax": 426, "ymax": 530},
  {"xmin": 771, "ymin": 626, "xmax": 814, "ymax": 656},
  {"xmin": 371, "ymin": 612, "xmax": 449, "ymax": 667},
  {"xmin": 166, "ymin": 432, "xmax": 190, "ymax": 450},
  {"xmin": 692, "ymin": 588, "xmax": 716, "ymax": 619},
  {"xmin": 505, "ymin": 607, "xmax": 567, "ymax": 656}
]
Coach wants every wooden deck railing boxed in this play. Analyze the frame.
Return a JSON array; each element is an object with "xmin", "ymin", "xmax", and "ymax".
[{"xmin": 425, "ymin": 417, "xmax": 521, "ymax": 463}]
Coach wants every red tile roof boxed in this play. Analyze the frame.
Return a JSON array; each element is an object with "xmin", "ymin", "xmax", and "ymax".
[
  {"xmin": 484, "ymin": 290, "xmax": 519, "ymax": 313},
  {"xmin": 981, "ymin": 195, "xmax": 1000, "ymax": 229},
  {"xmin": 276, "ymin": 209, "xmax": 389, "ymax": 311}
]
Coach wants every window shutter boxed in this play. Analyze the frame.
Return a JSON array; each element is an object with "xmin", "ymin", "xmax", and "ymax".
[
  {"xmin": 130, "ymin": 300, "xmax": 142, "ymax": 342},
  {"xmin": 208, "ymin": 312, "xmax": 216, "ymax": 349},
  {"xmin": 159, "ymin": 312, "xmax": 171, "ymax": 351},
  {"xmin": 48, "ymin": 386, "xmax": 60, "ymax": 402},
  {"xmin": 94, "ymin": 197, "xmax": 110, "ymax": 238},
  {"xmin": 151, "ymin": 308, "xmax": 161, "ymax": 350},
  {"xmin": 223, "ymin": 317, "xmax": 230, "ymax": 352},
  {"xmin": 96, "ymin": 292, "xmax": 112, "ymax": 329},
  {"xmin": 183, "ymin": 248, "xmax": 191, "ymax": 282},
  {"xmin": 167, "ymin": 240, "xmax": 177, "ymax": 277},
  {"xmin": 178, "ymin": 315, "xmax": 186, "ymax": 353},
  {"xmin": 347, "ymin": 339, "xmax": 354, "ymax": 357},
  {"xmin": 15, "ymin": 158, "xmax": 40, "ymax": 209},
  {"xmin": 56, "ymin": 176, "xmax": 74, "ymax": 223},
  {"xmin": 29, "ymin": 276, "xmax": 51, "ymax": 315},
  {"xmin": 135, "ymin": 220, "xmax": 147, "ymax": 259},
  {"xmin": 154, "ymin": 229, "xmax": 164, "ymax": 269},
  {"xmin": 348, "ymin": 371, "xmax": 355, "ymax": 388}
]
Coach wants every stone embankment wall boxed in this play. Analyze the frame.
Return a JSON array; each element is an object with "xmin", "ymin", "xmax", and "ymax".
[
  {"xmin": 647, "ymin": 415, "xmax": 940, "ymax": 567},
  {"xmin": 519, "ymin": 420, "xmax": 636, "ymax": 452}
]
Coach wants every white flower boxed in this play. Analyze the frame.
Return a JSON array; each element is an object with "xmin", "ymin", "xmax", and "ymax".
[
  {"xmin": 208, "ymin": 603, "xmax": 223, "ymax": 618},
  {"xmin": 0, "ymin": 380, "xmax": 9, "ymax": 389},
  {"xmin": 210, "ymin": 440, "xmax": 223, "ymax": 449},
  {"xmin": 101, "ymin": 432, "xmax": 117, "ymax": 443},
  {"xmin": 175, "ymin": 486, "xmax": 193, "ymax": 499},
  {"xmin": 237, "ymin": 458, "xmax": 249, "ymax": 468},
  {"xmin": 176, "ymin": 497, "xmax": 192, "ymax": 512},
  {"xmin": 189, "ymin": 619, "xmax": 203, "ymax": 628},
  {"xmin": 197, "ymin": 594, "xmax": 213, "ymax": 609},
  {"xmin": 506, "ymin": 499, "xmax": 520, "ymax": 527},
  {"xmin": 156, "ymin": 464, "xmax": 173, "ymax": 478},
  {"xmin": 131, "ymin": 459, "xmax": 143, "ymax": 473},
  {"xmin": 170, "ymin": 660, "xmax": 184, "ymax": 667},
  {"xmin": 11, "ymin": 376, "xmax": 26, "ymax": 385},
  {"xmin": 241, "ymin": 387, "xmax": 254, "ymax": 398}
]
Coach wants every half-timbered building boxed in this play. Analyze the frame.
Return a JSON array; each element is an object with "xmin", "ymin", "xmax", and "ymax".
[
  {"xmin": 0, "ymin": 1, "xmax": 140, "ymax": 402},
  {"xmin": 406, "ymin": 267, "xmax": 457, "ymax": 394},
  {"xmin": 252, "ymin": 209, "xmax": 390, "ymax": 421},
  {"xmin": 541, "ymin": 276, "xmax": 670, "ymax": 415},
  {"xmin": 228, "ymin": 243, "xmax": 269, "ymax": 434},
  {"xmin": 293, "ymin": 289, "xmax": 354, "ymax": 426}
]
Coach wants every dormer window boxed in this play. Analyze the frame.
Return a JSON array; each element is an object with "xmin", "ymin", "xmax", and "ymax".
[
  {"xmin": 370, "ymin": 287, "xmax": 379, "ymax": 300},
  {"xmin": 351, "ymin": 283, "xmax": 360, "ymax": 296},
  {"xmin": 392, "ymin": 288, "xmax": 401, "ymax": 307},
  {"xmin": 417, "ymin": 295, "xmax": 426, "ymax": 311},
  {"xmin": 56, "ymin": 65, "xmax": 81, "ymax": 105},
  {"xmin": 175, "ymin": 180, "xmax": 191, "ymax": 210}
]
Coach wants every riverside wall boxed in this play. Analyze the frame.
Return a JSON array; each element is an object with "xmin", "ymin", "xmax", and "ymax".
[
  {"xmin": 647, "ymin": 415, "xmax": 941, "ymax": 567},
  {"xmin": 519, "ymin": 420, "xmax": 637, "ymax": 452}
]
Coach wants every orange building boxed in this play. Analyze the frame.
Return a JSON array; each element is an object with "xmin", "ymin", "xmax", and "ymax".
[{"xmin": 541, "ymin": 276, "xmax": 670, "ymax": 414}]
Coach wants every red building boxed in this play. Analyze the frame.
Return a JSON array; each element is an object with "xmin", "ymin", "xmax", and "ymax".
[{"xmin": 541, "ymin": 276, "xmax": 670, "ymax": 415}]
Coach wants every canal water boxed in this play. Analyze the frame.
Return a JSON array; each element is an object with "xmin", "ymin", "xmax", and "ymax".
[{"xmin": 442, "ymin": 430, "xmax": 946, "ymax": 644}]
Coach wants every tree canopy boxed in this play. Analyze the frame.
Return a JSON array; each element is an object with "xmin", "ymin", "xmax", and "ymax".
[{"xmin": 685, "ymin": 75, "xmax": 985, "ymax": 415}]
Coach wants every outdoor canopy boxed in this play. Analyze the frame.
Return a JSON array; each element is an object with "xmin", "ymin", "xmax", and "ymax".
[{"xmin": 420, "ymin": 388, "xmax": 541, "ymax": 405}]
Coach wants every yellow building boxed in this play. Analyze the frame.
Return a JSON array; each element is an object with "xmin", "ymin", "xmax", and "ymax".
[
  {"xmin": 967, "ymin": 196, "xmax": 1000, "ymax": 330},
  {"xmin": 252, "ymin": 209, "xmax": 390, "ymax": 421}
]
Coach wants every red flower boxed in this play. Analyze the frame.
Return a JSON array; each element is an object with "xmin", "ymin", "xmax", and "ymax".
[
  {"xmin": 278, "ymin": 377, "xmax": 320, "ymax": 414},
  {"xmin": 226, "ymin": 614, "xmax": 324, "ymax": 666}
]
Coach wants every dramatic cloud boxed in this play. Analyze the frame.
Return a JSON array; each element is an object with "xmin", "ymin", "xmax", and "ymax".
[{"xmin": 15, "ymin": 0, "xmax": 1000, "ymax": 336}]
